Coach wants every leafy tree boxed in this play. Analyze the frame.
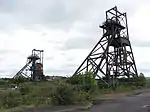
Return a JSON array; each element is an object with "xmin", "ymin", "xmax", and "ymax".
[
  {"xmin": 68, "ymin": 72, "xmax": 98, "ymax": 92},
  {"xmin": 137, "ymin": 72, "xmax": 146, "ymax": 87}
]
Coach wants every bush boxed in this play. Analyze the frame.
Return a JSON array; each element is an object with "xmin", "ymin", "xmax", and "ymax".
[
  {"xmin": 75, "ymin": 91, "xmax": 92, "ymax": 103},
  {"xmin": 8, "ymin": 77, "xmax": 28, "ymax": 85},
  {"xmin": 0, "ymin": 90, "xmax": 22, "ymax": 109},
  {"xmin": 19, "ymin": 85, "xmax": 30, "ymax": 95},
  {"xmin": 68, "ymin": 72, "xmax": 98, "ymax": 92},
  {"xmin": 51, "ymin": 83, "xmax": 76, "ymax": 105},
  {"xmin": 0, "ymin": 78, "xmax": 96, "ymax": 109},
  {"xmin": 145, "ymin": 79, "xmax": 150, "ymax": 88}
]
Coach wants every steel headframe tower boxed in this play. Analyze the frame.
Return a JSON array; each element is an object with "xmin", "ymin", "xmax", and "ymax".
[
  {"xmin": 14, "ymin": 49, "xmax": 45, "ymax": 81},
  {"xmin": 73, "ymin": 6, "xmax": 138, "ymax": 85}
]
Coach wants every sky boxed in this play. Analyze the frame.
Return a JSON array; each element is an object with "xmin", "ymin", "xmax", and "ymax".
[{"xmin": 0, "ymin": 0, "xmax": 150, "ymax": 78}]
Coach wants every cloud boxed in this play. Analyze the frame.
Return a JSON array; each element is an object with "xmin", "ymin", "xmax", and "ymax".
[
  {"xmin": 0, "ymin": 0, "xmax": 150, "ymax": 78},
  {"xmin": 0, "ymin": 0, "xmax": 141, "ymax": 31},
  {"xmin": 61, "ymin": 36, "xmax": 98, "ymax": 50},
  {"xmin": 132, "ymin": 41, "xmax": 150, "ymax": 47},
  {"xmin": 0, "ymin": 49, "xmax": 18, "ymax": 54}
]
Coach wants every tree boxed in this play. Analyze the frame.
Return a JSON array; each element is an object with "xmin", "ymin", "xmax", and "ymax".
[
  {"xmin": 68, "ymin": 72, "xmax": 98, "ymax": 92},
  {"xmin": 134, "ymin": 72, "xmax": 146, "ymax": 87}
]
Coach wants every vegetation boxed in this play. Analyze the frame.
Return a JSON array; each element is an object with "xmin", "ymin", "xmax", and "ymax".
[
  {"xmin": 0, "ymin": 72, "xmax": 148, "ymax": 110},
  {"xmin": 0, "ymin": 74, "xmax": 96, "ymax": 110}
]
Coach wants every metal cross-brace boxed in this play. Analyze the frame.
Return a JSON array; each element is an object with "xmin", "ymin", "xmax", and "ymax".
[
  {"xmin": 14, "ymin": 49, "xmax": 45, "ymax": 81},
  {"xmin": 73, "ymin": 6, "xmax": 138, "ymax": 86}
]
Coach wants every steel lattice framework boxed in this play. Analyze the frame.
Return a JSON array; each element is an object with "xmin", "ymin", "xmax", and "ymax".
[
  {"xmin": 73, "ymin": 6, "xmax": 138, "ymax": 84},
  {"xmin": 14, "ymin": 49, "xmax": 45, "ymax": 81}
]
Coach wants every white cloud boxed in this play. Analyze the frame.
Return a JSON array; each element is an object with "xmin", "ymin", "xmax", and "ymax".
[{"xmin": 0, "ymin": 0, "xmax": 150, "ymax": 78}]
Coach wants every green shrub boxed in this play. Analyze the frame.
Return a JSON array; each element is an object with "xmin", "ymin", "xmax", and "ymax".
[
  {"xmin": 8, "ymin": 77, "xmax": 28, "ymax": 85},
  {"xmin": 75, "ymin": 91, "xmax": 92, "ymax": 103},
  {"xmin": 51, "ymin": 83, "xmax": 75, "ymax": 105},
  {"xmin": 0, "ymin": 90, "xmax": 22, "ymax": 109},
  {"xmin": 145, "ymin": 79, "xmax": 150, "ymax": 88},
  {"xmin": 0, "ymin": 79, "xmax": 96, "ymax": 109},
  {"xmin": 68, "ymin": 72, "xmax": 98, "ymax": 92},
  {"xmin": 19, "ymin": 85, "xmax": 30, "ymax": 95}
]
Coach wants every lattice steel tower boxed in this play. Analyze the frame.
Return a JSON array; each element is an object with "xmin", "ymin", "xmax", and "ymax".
[
  {"xmin": 73, "ymin": 6, "xmax": 138, "ymax": 84},
  {"xmin": 14, "ymin": 49, "xmax": 45, "ymax": 81}
]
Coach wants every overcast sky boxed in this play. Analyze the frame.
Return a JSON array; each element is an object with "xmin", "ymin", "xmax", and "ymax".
[{"xmin": 0, "ymin": 0, "xmax": 150, "ymax": 78}]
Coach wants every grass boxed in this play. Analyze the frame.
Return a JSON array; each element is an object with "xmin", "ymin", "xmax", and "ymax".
[
  {"xmin": 0, "ymin": 79, "xmax": 94, "ymax": 111},
  {"xmin": 0, "ymin": 76, "xmax": 148, "ymax": 111},
  {"xmin": 0, "ymin": 105, "xmax": 35, "ymax": 112},
  {"xmin": 126, "ymin": 92, "xmax": 142, "ymax": 97}
]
